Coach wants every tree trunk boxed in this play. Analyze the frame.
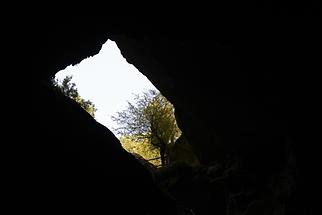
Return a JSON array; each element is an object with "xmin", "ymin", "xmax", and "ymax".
[{"xmin": 160, "ymin": 142, "xmax": 166, "ymax": 167}]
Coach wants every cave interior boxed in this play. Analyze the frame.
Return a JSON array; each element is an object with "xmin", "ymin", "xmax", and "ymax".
[{"xmin": 22, "ymin": 11, "xmax": 322, "ymax": 215}]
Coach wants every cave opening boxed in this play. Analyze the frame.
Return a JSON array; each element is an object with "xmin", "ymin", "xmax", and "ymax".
[{"xmin": 54, "ymin": 40, "xmax": 191, "ymax": 168}]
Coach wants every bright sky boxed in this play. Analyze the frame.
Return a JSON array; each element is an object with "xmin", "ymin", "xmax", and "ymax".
[{"xmin": 55, "ymin": 40, "xmax": 157, "ymax": 135}]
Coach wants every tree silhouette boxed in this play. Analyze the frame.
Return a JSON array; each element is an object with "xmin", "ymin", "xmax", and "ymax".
[
  {"xmin": 112, "ymin": 89, "xmax": 181, "ymax": 166},
  {"xmin": 52, "ymin": 76, "xmax": 97, "ymax": 117}
]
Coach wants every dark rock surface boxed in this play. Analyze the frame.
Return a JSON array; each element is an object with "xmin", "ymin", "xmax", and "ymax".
[{"xmin": 15, "ymin": 7, "xmax": 320, "ymax": 215}]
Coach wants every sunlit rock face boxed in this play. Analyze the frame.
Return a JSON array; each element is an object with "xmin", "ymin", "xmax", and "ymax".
[{"xmin": 28, "ymin": 11, "xmax": 319, "ymax": 215}]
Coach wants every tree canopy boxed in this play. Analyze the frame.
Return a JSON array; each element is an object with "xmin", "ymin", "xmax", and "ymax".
[
  {"xmin": 52, "ymin": 76, "xmax": 97, "ymax": 117},
  {"xmin": 112, "ymin": 89, "xmax": 181, "ymax": 166}
]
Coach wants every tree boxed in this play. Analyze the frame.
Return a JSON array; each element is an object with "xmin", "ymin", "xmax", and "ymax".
[
  {"xmin": 52, "ymin": 76, "xmax": 97, "ymax": 117},
  {"xmin": 112, "ymin": 89, "xmax": 181, "ymax": 167}
]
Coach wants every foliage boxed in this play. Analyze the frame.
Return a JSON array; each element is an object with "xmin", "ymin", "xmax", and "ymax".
[
  {"xmin": 112, "ymin": 89, "xmax": 181, "ymax": 166},
  {"xmin": 120, "ymin": 136, "xmax": 161, "ymax": 167},
  {"xmin": 52, "ymin": 76, "xmax": 97, "ymax": 117}
]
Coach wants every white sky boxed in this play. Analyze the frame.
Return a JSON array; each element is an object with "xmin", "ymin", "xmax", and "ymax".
[{"xmin": 55, "ymin": 40, "xmax": 157, "ymax": 135}]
